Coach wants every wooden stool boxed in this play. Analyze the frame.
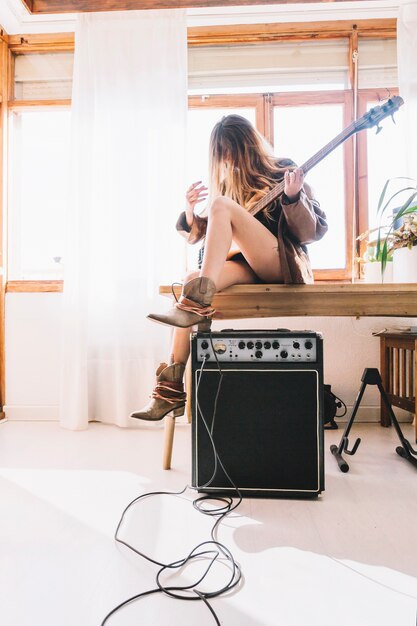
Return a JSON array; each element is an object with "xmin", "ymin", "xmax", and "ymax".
[{"xmin": 379, "ymin": 331, "xmax": 417, "ymax": 442}]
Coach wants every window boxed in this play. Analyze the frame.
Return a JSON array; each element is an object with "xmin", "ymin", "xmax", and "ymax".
[
  {"xmin": 6, "ymin": 26, "xmax": 404, "ymax": 283},
  {"xmin": 273, "ymin": 97, "xmax": 348, "ymax": 270},
  {"xmin": 357, "ymin": 90, "xmax": 407, "ymax": 249},
  {"xmin": 187, "ymin": 104, "xmax": 257, "ymax": 185},
  {"xmin": 13, "ymin": 52, "xmax": 73, "ymax": 101},
  {"xmin": 188, "ymin": 39, "xmax": 349, "ymax": 94},
  {"xmin": 186, "ymin": 98, "xmax": 259, "ymax": 269},
  {"xmin": 8, "ymin": 109, "xmax": 71, "ymax": 279}
]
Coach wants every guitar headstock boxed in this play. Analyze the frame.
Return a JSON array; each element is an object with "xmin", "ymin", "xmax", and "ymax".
[{"xmin": 355, "ymin": 96, "xmax": 404, "ymax": 133}]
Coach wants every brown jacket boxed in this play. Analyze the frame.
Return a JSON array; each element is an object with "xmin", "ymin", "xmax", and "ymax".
[{"xmin": 176, "ymin": 172, "xmax": 328, "ymax": 284}]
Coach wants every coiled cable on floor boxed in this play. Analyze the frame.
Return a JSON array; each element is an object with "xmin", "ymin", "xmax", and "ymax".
[{"xmin": 100, "ymin": 329, "xmax": 243, "ymax": 626}]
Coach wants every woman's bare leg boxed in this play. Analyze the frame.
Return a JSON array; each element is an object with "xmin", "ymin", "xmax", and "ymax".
[
  {"xmin": 170, "ymin": 327, "xmax": 193, "ymax": 365},
  {"xmin": 201, "ymin": 196, "xmax": 283, "ymax": 285},
  {"xmin": 169, "ymin": 259, "xmax": 258, "ymax": 364},
  {"xmin": 169, "ymin": 196, "xmax": 279, "ymax": 363}
]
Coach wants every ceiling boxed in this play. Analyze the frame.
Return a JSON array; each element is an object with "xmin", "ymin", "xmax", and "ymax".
[
  {"xmin": 0, "ymin": 0, "xmax": 399, "ymax": 34},
  {"xmin": 19, "ymin": 0, "xmax": 382, "ymax": 13}
]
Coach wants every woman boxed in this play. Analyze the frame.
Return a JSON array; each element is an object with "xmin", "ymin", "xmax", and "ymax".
[{"xmin": 131, "ymin": 114, "xmax": 328, "ymax": 421}]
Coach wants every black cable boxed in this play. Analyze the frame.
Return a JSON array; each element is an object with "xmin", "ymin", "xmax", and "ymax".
[
  {"xmin": 100, "ymin": 328, "xmax": 243, "ymax": 626},
  {"xmin": 334, "ymin": 393, "xmax": 347, "ymax": 418},
  {"xmin": 170, "ymin": 282, "xmax": 183, "ymax": 303},
  {"xmin": 194, "ymin": 352, "xmax": 243, "ymax": 544}
]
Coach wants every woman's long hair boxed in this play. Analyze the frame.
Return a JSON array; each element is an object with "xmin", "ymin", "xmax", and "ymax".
[{"xmin": 208, "ymin": 114, "xmax": 280, "ymax": 212}]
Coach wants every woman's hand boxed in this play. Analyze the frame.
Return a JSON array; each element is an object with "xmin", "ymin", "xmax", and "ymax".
[
  {"xmin": 185, "ymin": 181, "xmax": 208, "ymax": 227},
  {"xmin": 284, "ymin": 168, "xmax": 304, "ymax": 203}
]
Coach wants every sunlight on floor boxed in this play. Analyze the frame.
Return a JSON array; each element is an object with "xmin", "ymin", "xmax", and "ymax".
[
  {"xmin": 0, "ymin": 468, "xmax": 151, "ymax": 537},
  {"xmin": 1, "ymin": 421, "xmax": 416, "ymax": 626}
]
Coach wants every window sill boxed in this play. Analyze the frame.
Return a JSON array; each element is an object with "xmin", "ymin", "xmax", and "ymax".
[{"xmin": 6, "ymin": 280, "xmax": 63, "ymax": 292}]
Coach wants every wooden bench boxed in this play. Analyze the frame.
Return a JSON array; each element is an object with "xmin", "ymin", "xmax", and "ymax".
[{"xmin": 159, "ymin": 282, "xmax": 417, "ymax": 468}]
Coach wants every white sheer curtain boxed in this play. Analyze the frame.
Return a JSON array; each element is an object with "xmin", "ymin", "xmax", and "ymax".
[
  {"xmin": 60, "ymin": 10, "xmax": 187, "ymax": 430},
  {"xmin": 397, "ymin": 0, "xmax": 417, "ymax": 177}
]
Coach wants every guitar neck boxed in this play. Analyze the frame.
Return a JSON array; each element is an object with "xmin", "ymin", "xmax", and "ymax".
[{"xmin": 251, "ymin": 121, "xmax": 357, "ymax": 215}]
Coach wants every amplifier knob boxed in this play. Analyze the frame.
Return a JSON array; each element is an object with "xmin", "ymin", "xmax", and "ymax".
[
  {"xmin": 255, "ymin": 341, "xmax": 262, "ymax": 349},
  {"xmin": 264, "ymin": 341, "xmax": 271, "ymax": 349},
  {"xmin": 305, "ymin": 340, "xmax": 313, "ymax": 350},
  {"xmin": 213, "ymin": 341, "xmax": 227, "ymax": 354},
  {"xmin": 238, "ymin": 341, "xmax": 246, "ymax": 349},
  {"xmin": 255, "ymin": 350, "xmax": 263, "ymax": 359},
  {"xmin": 272, "ymin": 341, "xmax": 280, "ymax": 349},
  {"xmin": 280, "ymin": 350, "xmax": 288, "ymax": 359},
  {"xmin": 247, "ymin": 341, "xmax": 254, "ymax": 350},
  {"xmin": 293, "ymin": 341, "xmax": 300, "ymax": 349},
  {"xmin": 201, "ymin": 340, "xmax": 209, "ymax": 350}
]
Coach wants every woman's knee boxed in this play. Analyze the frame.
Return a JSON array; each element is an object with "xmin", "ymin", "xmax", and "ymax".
[
  {"xmin": 183, "ymin": 270, "xmax": 200, "ymax": 283},
  {"xmin": 208, "ymin": 195, "xmax": 233, "ymax": 218}
]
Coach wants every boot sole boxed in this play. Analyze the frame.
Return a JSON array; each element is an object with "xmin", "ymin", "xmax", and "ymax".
[
  {"xmin": 129, "ymin": 405, "xmax": 185, "ymax": 422},
  {"xmin": 146, "ymin": 315, "xmax": 199, "ymax": 329}
]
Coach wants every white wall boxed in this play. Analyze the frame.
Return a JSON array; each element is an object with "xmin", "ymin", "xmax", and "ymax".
[
  {"xmin": 5, "ymin": 293, "xmax": 63, "ymax": 420},
  {"xmin": 4, "ymin": 292, "xmax": 415, "ymax": 424}
]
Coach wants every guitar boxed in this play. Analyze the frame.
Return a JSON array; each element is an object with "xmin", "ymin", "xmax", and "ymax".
[
  {"xmin": 251, "ymin": 95, "xmax": 404, "ymax": 217},
  {"xmin": 226, "ymin": 95, "xmax": 404, "ymax": 259}
]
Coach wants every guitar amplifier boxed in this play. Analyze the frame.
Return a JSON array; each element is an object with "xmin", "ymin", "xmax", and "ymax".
[{"xmin": 191, "ymin": 329, "xmax": 324, "ymax": 498}]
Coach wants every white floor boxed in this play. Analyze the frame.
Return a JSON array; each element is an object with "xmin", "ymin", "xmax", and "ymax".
[{"xmin": 0, "ymin": 420, "xmax": 417, "ymax": 626}]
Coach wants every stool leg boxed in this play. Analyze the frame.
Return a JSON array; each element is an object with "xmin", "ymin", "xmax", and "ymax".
[
  {"xmin": 162, "ymin": 358, "xmax": 192, "ymax": 469},
  {"xmin": 162, "ymin": 414, "xmax": 176, "ymax": 470}
]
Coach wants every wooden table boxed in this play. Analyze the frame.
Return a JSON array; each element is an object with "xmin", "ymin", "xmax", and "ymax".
[{"xmin": 160, "ymin": 283, "xmax": 417, "ymax": 318}]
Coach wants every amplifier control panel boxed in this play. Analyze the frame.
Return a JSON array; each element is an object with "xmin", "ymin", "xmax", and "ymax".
[{"xmin": 195, "ymin": 333, "xmax": 318, "ymax": 363}]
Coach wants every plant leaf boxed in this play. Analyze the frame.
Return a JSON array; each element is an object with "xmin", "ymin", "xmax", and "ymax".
[
  {"xmin": 376, "ymin": 177, "xmax": 416, "ymax": 213},
  {"xmin": 377, "ymin": 187, "xmax": 417, "ymax": 217}
]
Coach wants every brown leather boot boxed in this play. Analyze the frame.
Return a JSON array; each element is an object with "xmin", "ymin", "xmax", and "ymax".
[
  {"xmin": 147, "ymin": 276, "xmax": 216, "ymax": 328},
  {"xmin": 130, "ymin": 362, "xmax": 186, "ymax": 421}
]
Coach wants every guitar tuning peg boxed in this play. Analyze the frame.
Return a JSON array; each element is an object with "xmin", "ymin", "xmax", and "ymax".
[
  {"xmin": 391, "ymin": 114, "xmax": 396, "ymax": 125},
  {"xmin": 376, "ymin": 124, "xmax": 383, "ymax": 134}
]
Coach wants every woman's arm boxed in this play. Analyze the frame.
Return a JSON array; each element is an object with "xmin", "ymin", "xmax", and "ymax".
[
  {"xmin": 176, "ymin": 211, "xmax": 207, "ymax": 244},
  {"xmin": 185, "ymin": 181, "xmax": 207, "ymax": 228},
  {"xmin": 281, "ymin": 176, "xmax": 328, "ymax": 245},
  {"xmin": 176, "ymin": 180, "xmax": 209, "ymax": 244}
]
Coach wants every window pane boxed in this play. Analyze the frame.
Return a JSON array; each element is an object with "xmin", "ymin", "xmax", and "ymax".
[
  {"xmin": 358, "ymin": 39, "xmax": 398, "ymax": 89},
  {"xmin": 8, "ymin": 110, "xmax": 71, "ymax": 279},
  {"xmin": 274, "ymin": 104, "xmax": 346, "ymax": 269},
  {"xmin": 188, "ymin": 40, "xmax": 349, "ymax": 94},
  {"xmin": 366, "ymin": 101, "xmax": 407, "ymax": 234},
  {"xmin": 13, "ymin": 53, "xmax": 74, "ymax": 100},
  {"xmin": 186, "ymin": 107, "xmax": 256, "ymax": 269}
]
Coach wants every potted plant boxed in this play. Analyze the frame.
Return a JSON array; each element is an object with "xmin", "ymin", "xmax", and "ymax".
[
  {"xmin": 374, "ymin": 177, "xmax": 417, "ymax": 282},
  {"xmin": 356, "ymin": 239, "xmax": 393, "ymax": 283}
]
